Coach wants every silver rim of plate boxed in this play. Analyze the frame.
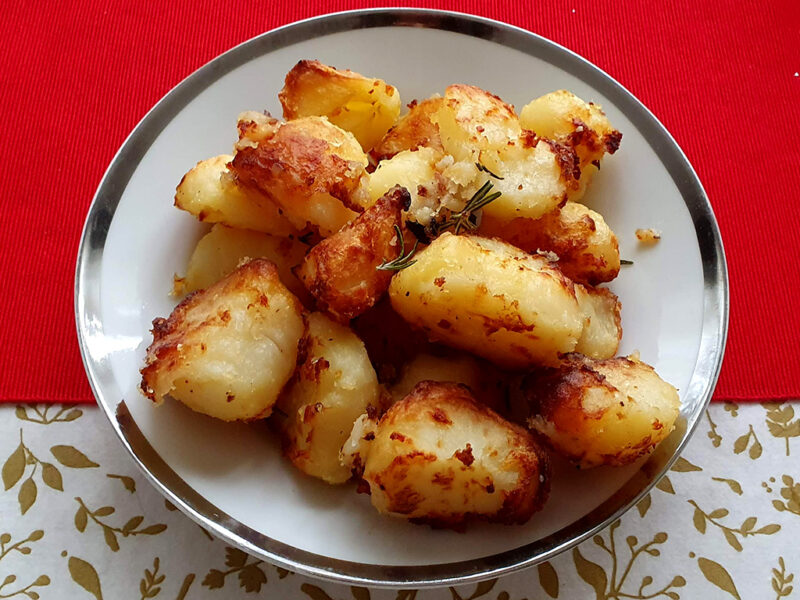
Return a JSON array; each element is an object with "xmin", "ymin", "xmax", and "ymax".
[{"xmin": 74, "ymin": 8, "xmax": 729, "ymax": 588}]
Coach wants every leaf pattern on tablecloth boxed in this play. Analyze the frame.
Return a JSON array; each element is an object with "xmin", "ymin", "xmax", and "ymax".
[
  {"xmin": 764, "ymin": 402, "xmax": 800, "ymax": 456},
  {"xmin": 0, "ymin": 403, "xmax": 795, "ymax": 598},
  {"xmin": 572, "ymin": 520, "xmax": 685, "ymax": 599},
  {"xmin": 2, "ymin": 430, "xmax": 99, "ymax": 514},
  {"xmin": 15, "ymin": 405, "xmax": 83, "ymax": 425},
  {"xmin": 688, "ymin": 499, "xmax": 780, "ymax": 551},
  {"xmin": 771, "ymin": 557, "xmax": 794, "ymax": 598},
  {"xmin": 770, "ymin": 475, "xmax": 800, "ymax": 516},
  {"xmin": 73, "ymin": 497, "xmax": 167, "ymax": 552}
]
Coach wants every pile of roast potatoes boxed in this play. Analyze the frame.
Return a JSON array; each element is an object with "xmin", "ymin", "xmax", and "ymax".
[{"xmin": 140, "ymin": 60, "xmax": 680, "ymax": 529}]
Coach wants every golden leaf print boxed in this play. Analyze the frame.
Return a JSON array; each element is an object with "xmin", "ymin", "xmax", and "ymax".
[
  {"xmin": 654, "ymin": 475, "xmax": 675, "ymax": 494},
  {"xmin": 636, "ymin": 494, "xmax": 652, "ymax": 518},
  {"xmin": 2, "ymin": 430, "xmax": 96, "ymax": 514},
  {"xmin": 139, "ymin": 557, "xmax": 165, "ymax": 599},
  {"xmin": 538, "ymin": 561, "xmax": 559, "ymax": 598},
  {"xmin": 572, "ymin": 520, "xmax": 685, "ymax": 599},
  {"xmin": 772, "ymin": 557, "xmax": 794, "ymax": 598},
  {"xmin": 711, "ymin": 477, "xmax": 743, "ymax": 495},
  {"xmin": 73, "ymin": 497, "xmax": 167, "ymax": 552},
  {"xmin": 770, "ymin": 475, "xmax": 800, "ymax": 516},
  {"xmin": 705, "ymin": 411, "xmax": 722, "ymax": 447},
  {"xmin": 696, "ymin": 557, "xmax": 740, "ymax": 599},
  {"xmin": 723, "ymin": 402, "xmax": 738, "ymax": 417},
  {"xmin": 202, "ymin": 547, "xmax": 269, "ymax": 593},
  {"xmin": 0, "ymin": 529, "xmax": 49, "ymax": 599},
  {"xmin": 733, "ymin": 425, "xmax": 762, "ymax": 459},
  {"xmin": 688, "ymin": 499, "xmax": 780, "ymax": 551},
  {"xmin": 764, "ymin": 402, "xmax": 800, "ymax": 456},
  {"xmin": 106, "ymin": 473, "xmax": 136, "ymax": 493},
  {"xmin": 15, "ymin": 405, "xmax": 82, "ymax": 425},
  {"xmin": 670, "ymin": 457, "xmax": 702, "ymax": 472},
  {"xmin": 68, "ymin": 555, "xmax": 103, "ymax": 600}
]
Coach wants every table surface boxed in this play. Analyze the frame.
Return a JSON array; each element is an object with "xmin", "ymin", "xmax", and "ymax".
[{"xmin": 1, "ymin": 402, "xmax": 796, "ymax": 598}]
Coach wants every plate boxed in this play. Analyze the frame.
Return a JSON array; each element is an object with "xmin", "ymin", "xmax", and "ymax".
[{"xmin": 75, "ymin": 8, "xmax": 728, "ymax": 588}]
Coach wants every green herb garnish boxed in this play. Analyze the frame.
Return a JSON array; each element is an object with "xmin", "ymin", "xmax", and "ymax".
[
  {"xmin": 475, "ymin": 161, "xmax": 504, "ymax": 180},
  {"xmin": 438, "ymin": 181, "xmax": 502, "ymax": 234},
  {"xmin": 377, "ymin": 225, "xmax": 419, "ymax": 271}
]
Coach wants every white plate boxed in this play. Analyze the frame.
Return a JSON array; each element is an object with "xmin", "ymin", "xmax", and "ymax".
[{"xmin": 75, "ymin": 9, "xmax": 728, "ymax": 588}]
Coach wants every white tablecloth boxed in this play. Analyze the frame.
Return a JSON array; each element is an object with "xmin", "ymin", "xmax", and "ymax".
[{"xmin": 1, "ymin": 402, "xmax": 796, "ymax": 599}]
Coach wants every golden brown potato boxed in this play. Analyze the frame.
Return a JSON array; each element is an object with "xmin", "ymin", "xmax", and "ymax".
[
  {"xmin": 230, "ymin": 116, "xmax": 371, "ymax": 236},
  {"xmin": 351, "ymin": 297, "xmax": 435, "ymax": 383},
  {"xmin": 372, "ymin": 96, "xmax": 445, "ymax": 161},
  {"xmin": 234, "ymin": 111, "xmax": 281, "ymax": 147},
  {"xmin": 389, "ymin": 233, "xmax": 584, "ymax": 368},
  {"xmin": 479, "ymin": 201, "xmax": 621, "ymax": 285},
  {"xmin": 295, "ymin": 186, "xmax": 409, "ymax": 322},
  {"xmin": 523, "ymin": 354, "xmax": 680, "ymax": 468},
  {"xmin": 432, "ymin": 85, "xmax": 579, "ymax": 221},
  {"xmin": 177, "ymin": 224, "xmax": 310, "ymax": 305},
  {"xmin": 367, "ymin": 147, "xmax": 461, "ymax": 227},
  {"xmin": 519, "ymin": 90, "xmax": 621, "ymax": 169},
  {"xmin": 574, "ymin": 285, "xmax": 622, "ymax": 359},
  {"xmin": 519, "ymin": 90, "xmax": 621, "ymax": 202},
  {"xmin": 357, "ymin": 381, "xmax": 550, "ymax": 528},
  {"xmin": 279, "ymin": 60, "xmax": 401, "ymax": 152},
  {"xmin": 277, "ymin": 312, "xmax": 381, "ymax": 484},
  {"xmin": 390, "ymin": 352, "xmax": 507, "ymax": 415},
  {"xmin": 140, "ymin": 259, "xmax": 305, "ymax": 421},
  {"xmin": 174, "ymin": 155, "xmax": 296, "ymax": 236}
]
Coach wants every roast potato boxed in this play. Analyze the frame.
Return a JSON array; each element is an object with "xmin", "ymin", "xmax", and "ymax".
[
  {"xmin": 367, "ymin": 147, "xmax": 462, "ymax": 227},
  {"xmin": 230, "ymin": 116, "xmax": 371, "ymax": 236},
  {"xmin": 279, "ymin": 60, "xmax": 401, "ymax": 152},
  {"xmin": 390, "ymin": 352, "xmax": 507, "ymax": 414},
  {"xmin": 389, "ymin": 233, "xmax": 584, "ymax": 368},
  {"xmin": 140, "ymin": 259, "xmax": 305, "ymax": 421},
  {"xmin": 479, "ymin": 202, "xmax": 621, "ymax": 285},
  {"xmin": 277, "ymin": 312, "xmax": 382, "ymax": 484},
  {"xmin": 174, "ymin": 155, "xmax": 296, "ymax": 236},
  {"xmin": 296, "ymin": 186, "xmax": 409, "ymax": 322},
  {"xmin": 358, "ymin": 381, "xmax": 550, "ymax": 528},
  {"xmin": 177, "ymin": 224, "xmax": 310, "ymax": 305},
  {"xmin": 519, "ymin": 90, "xmax": 621, "ymax": 202},
  {"xmin": 574, "ymin": 285, "xmax": 622, "ymax": 359},
  {"xmin": 523, "ymin": 353, "xmax": 680, "ymax": 468},
  {"xmin": 372, "ymin": 96, "xmax": 445, "ymax": 161},
  {"xmin": 519, "ymin": 90, "xmax": 621, "ymax": 169},
  {"xmin": 432, "ymin": 85, "xmax": 579, "ymax": 221}
]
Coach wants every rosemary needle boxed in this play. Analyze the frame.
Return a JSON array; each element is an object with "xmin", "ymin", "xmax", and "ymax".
[{"xmin": 376, "ymin": 225, "xmax": 419, "ymax": 271}]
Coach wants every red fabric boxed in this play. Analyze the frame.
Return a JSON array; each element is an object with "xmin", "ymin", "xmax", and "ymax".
[{"xmin": 1, "ymin": 0, "xmax": 797, "ymax": 403}]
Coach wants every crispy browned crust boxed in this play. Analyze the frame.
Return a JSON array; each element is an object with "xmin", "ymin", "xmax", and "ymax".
[
  {"xmin": 231, "ymin": 126, "xmax": 358, "ymax": 201},
  {"xmin": 139, "ymin": 259, "xmax": 300, "ymax": 406},
  {"xmin": 522, "ymin": 355, "xmax": 616, "ymax": 427},
  {"xmin": 378, "ymin": 381, "xmax": 550, "ymax": 528},
  {"xmin": 541, "ymin": 138, "xmax": 581, "ymax": 186},
  {"xmin": 521, "ymin": 354, "xmax": 661, "ymax": 466},
  {"xmin": 372, "ymin": 97, "xmax": 445, "ymax": 161},
  {"xmin": 479, "ymin": 212, "xmax": 620, "ymax": 286},
  {"xmin": 295, "ymin": 186, "xmax": 410, "ymax": 322},
  {"xmin": 279, "ymin": 60, "xmax": 396, "ymax": 120}
]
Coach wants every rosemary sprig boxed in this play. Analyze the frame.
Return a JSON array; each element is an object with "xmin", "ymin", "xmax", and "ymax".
[
  {"xmin": 377, "ymin": 225, "xmax": 419, "ymax": 271},
  {"xmin": 475, "ymin": 161, "xmax": 504, "ymax": 179},
  {"xmin": 438, "ymin": 181, "xmax": 502, "ymax": 234},
  {"xmin": 620, "ymin": 259, "xmax": 634, "ymax": 265}
]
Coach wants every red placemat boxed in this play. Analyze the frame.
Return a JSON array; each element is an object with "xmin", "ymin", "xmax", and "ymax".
[{"xmin": 1, "ymin": 0, "xmax": 797, "ymax": 404}]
